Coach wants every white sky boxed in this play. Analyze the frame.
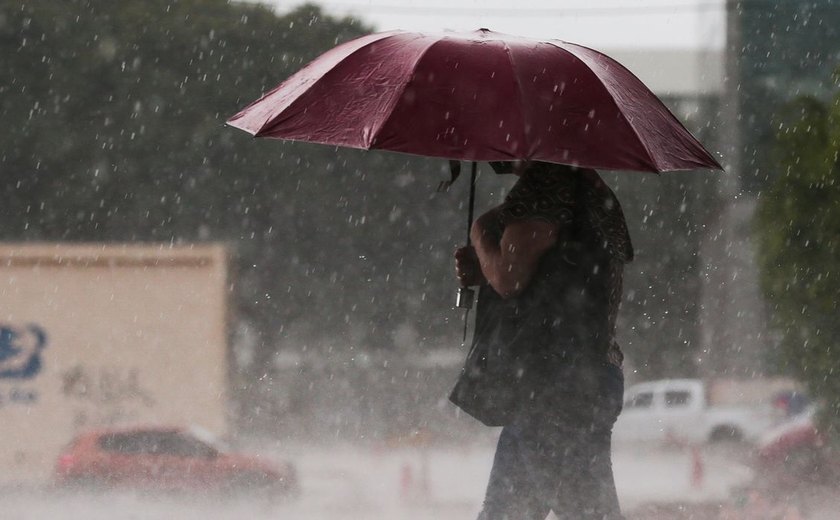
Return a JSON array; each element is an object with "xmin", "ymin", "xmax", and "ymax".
[{"xmin": 265, "ymin": 0, "xmax": 727, "ymax": 49}]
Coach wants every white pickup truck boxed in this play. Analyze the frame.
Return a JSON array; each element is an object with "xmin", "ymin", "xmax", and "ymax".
[{"xmin": 612, "ymin": 379, "xmax": 783, "ymax": 444}]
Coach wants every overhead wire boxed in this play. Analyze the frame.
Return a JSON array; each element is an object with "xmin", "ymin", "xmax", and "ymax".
[
  {"xmin": 280, "ymin": 1, "xmax": 725, "ymax": 17},
  {"xmin": 273, "ymin": 0, "xmax": 838, "ymax": 18}
]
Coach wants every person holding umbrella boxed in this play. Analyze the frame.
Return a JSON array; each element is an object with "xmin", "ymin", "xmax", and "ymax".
[
  {"xmin": 227, "ymin": 27, "xmax": 721, "ymax": 519},
  {"xmin": 453, "ymin": 160, "xmax": 632, "ymax": 519}
]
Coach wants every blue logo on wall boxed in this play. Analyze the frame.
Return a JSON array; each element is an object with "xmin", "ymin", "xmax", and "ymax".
[{"xmin": 0, "ymin": 325, "xmax": 48, "ymax": 379}]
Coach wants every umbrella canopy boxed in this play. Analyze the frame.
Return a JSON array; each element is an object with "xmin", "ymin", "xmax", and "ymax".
[{"xmin": 227, "ymin": 29, "xmax": 721, "ymax": 173}]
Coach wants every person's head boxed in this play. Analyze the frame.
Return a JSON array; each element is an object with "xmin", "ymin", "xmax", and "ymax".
[{"xmin": 489, "ymin": 160, "xmax": 525, "ymax": 175}]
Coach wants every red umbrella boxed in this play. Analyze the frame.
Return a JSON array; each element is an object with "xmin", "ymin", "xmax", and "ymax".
[
  {"xmin": 227, "ymin": 29, "xmax": 722, "ymax": 317},
  {"xmin": 227, "ymin": 28, "xmax": 721, "ymax": 172}
]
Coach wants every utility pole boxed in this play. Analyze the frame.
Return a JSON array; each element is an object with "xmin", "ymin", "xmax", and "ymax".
[
  {"xmin": 721, "ymin": 0, "xmax": 742, "ymax": 192},
  {"xmin": 696, "ymin": 0, "xmax": 771, "ymax": 378}
]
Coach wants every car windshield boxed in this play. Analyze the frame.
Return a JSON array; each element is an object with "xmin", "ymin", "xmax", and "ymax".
[
  {"xmin": 664, "ymin": 390, "xmax": 692, "ymax": 407},
  {"xmin": 625, "ymin": 392, "xmax": 653, "ymax": 409},
  {"xmin": 98, "ymin": 430, "xmax": 218, "ymax": 458}
]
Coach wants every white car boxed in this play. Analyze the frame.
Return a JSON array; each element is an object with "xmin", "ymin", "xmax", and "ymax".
[{"xmin": 613, "ymin": 379, "xmax": 781, "ymax": 444}]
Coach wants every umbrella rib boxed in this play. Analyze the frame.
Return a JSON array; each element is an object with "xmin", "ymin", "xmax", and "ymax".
[
  {"xmin": 568, "ymin": 38, "xmax": 721, "ymax": 170},
  {"xmin": 368, "ymin": 37, "xmax": 443, "ymax": 150},
  {"xmin": 228, "ymin": 31, "xmax": 404, "ymax": 136},
  {"xmin": 544, "ymin": 40, "xmax": 660, "ymax": 171},
  {"xmin": 602, "ymin": 93, "xmax": 658, "ymax": 172},
  {"xmin": 553, "ymin": 40, "xmax": 722, "ymax": 171},
  {"xmin": 500, "ymin": 40, "xmax": 530, "ymax": 159}
]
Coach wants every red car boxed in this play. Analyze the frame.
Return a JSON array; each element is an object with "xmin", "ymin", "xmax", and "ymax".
[
  {"xmin": 54, "ymin": 426, "xmax": 298, "ymax": 496},
  {"xmin": 754, "ymin": 406, "xmax": 837, "ymax": 486}
]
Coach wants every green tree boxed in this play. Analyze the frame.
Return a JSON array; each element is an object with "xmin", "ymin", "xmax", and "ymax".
[
  {"xmin": 754, "ymin": 81, "xmax": 840, "ymax": 434},
  {"xmin": 736, "ymin": 0, "xmax": 840, "ymax": 193},
  {"xmin": 0, "ymin": 1, "xmax": 468, "ymax": 376}
]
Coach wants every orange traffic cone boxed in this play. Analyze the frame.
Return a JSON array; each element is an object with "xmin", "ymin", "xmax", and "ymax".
[
  {"xmin": 691, "ymin": 446, "xmax": 704, "ymax": 490},
  {"xmin": 400, "ymin": 463, "xmax": 414, "ymax": 501}
]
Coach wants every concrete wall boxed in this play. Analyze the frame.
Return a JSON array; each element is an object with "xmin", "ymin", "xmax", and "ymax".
[
  {"xmin": 0, "ymin": 243, "xmax": 228, "ymax": 484},
  {"xmin": 603, "ymin": 48, "xmax": 724, "ymax": 97}
]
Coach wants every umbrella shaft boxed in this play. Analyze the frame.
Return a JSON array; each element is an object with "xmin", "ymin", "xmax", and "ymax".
[
  {"xmin": 466, "ymin": 161, "xmax": 477, "ymax": 247},
  {"xmin": 456, "ymin": 162, "xmax": 478, "ymax": 315}
]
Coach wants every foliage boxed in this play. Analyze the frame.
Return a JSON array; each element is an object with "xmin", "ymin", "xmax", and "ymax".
[
  {"xmin": 737, "ymin": 0, "xmax": 840, "ymax": 193},
  {"xmin": 754, "ymin": 82, "xmax": 840, "ymax": 434},
  {"xmin": 0, "ymin": 0, "xmax": 464, "ymax": 365}
]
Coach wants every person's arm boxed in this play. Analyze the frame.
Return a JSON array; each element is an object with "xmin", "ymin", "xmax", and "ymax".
[{"xmin": 471, "ymin": 214, "xmax": 558, "ymax": 299}]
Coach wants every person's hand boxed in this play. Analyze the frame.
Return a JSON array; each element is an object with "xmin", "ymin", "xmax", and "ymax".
[{"xmin": 454, "ymin": 246, "xmax": 485, "ymax": 287}]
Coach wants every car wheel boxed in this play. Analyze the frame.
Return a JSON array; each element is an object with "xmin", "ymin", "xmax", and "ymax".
[{"xmin": 62, "ymin": 474, "xmax": 108, "ymax": 493}]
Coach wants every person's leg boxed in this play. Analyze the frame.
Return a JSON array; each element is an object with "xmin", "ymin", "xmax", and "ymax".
[
  {"xmin": 521, "ymin": 363, "xmax": 625, "ymax": 520},
  {"xmin": 556, "ymin": 363, "xmax": 625, "ymax": 519},
  {"xmin": 546, "ymin": 424, "xmax": 622, "ymax": 519},
  {"xmin": 477, "ymin": 425, "xmax": 551, "ymax": 520}
]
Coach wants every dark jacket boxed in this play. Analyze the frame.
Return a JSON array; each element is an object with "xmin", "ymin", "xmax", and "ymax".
[{"xmin": 450, "ymin": 165, "xmax": 633, "ymax": 426}]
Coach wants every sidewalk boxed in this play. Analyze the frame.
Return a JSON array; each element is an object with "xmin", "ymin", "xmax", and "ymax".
[
  {"xmin": 4, "ymin": 441, "xmax": 834, "ymax": 519},
  {"xmin": 625, "ymin": 480, "xmax": 840, "ymax": 519}
]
